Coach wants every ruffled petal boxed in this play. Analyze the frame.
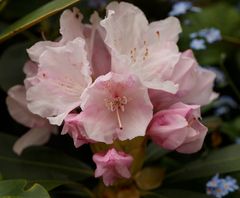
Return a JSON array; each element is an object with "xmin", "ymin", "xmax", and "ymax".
[
  {"xmin": 59, "ymin": 8, "xmax": 84, "ymax": 43},
  {"xmin": 134, "ymin": 42, "xmax": 180, "ymax": 92},
  {"xmin": 101, "ymin": 1, "xmax": 148, "ymax": 58},
  {"xmin": 27, "ymin": 41, "xmax": 59, "ymax": 63},
  {"xmin": 27, "ymin": 38, "xmax": 91, "ymax": 125},
  {"xmin": 80, "ymin": 72, "xmax": 153, "ymax": 143},
  {"xmin": 146, "ymin": 16, "xmax": 182, "ymax": 45}
]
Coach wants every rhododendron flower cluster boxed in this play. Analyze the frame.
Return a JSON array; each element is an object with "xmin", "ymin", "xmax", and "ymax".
[{"xmin": 6, "ymin": 1, "xmax": 217, "ymax": 186}]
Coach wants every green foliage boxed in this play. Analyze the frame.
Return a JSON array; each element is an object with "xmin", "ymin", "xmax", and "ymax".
[
  {"xmin": 221, "ymin": 117, "xmax": 240, "ymax": 140},
  {"xmin": 0, "ymin": 133, "xmax": 93, "ymax": 189},
  {"xmin": 180, "ymin": 2, "xmax": 240, "ymax": 65},
  {"xmin": 166, "ymin": 144, "xmax": 240, "ymax": 183},
  {"xmin": 0, "ymin": 179, "xmax": 50, "ymax": 198},
  {"xmin": 0, "ymin": 42, "xmax": 31, "ymax": 91},
  {"xmin": 0, "ymin": 0, "xmax": 81, "ymax": 43},
  {"xmin": 144, "ymin": 143, "xmax": 170, "ymax": 165},
  {"xmin": 142, "ymin": 189, "xmax": 209, "ymax": 198}
]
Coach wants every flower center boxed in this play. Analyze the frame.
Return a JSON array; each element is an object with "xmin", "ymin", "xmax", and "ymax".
[{"xmin": 104, "ymin": 96, "xmax": 128, "ymax": 130}]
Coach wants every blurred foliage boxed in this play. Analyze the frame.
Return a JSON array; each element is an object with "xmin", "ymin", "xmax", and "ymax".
[
  {"xmin": 0, "ymin": 179, "xmax": 50, "ymax": 198},
  {"xmin": 0, "ymin": 0, "xmax": 240, "ymax": 197}
]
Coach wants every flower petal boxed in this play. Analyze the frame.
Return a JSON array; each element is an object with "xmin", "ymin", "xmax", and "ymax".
[
  {"xmin": 146, "ymin": 16, "xmax": 182, "ymax": 45},
  {"xmin": 135, "ymin": 42, "xmax": 180, "ymax": 92},
  {"xmin": 6, "ymin": 85, "xmax": 48, "ymax": 128},
  {"xmin": 80, "ymin": 72, "xmax": 153, "ymax": 143},
  {"xmin": 13, "ymin": 127, "xmax": 53, "ymax": 155},
  {"xmin": 59, "ymin": 8, "xmax": 84, "ymax": 43},
  {"xmin": 182, "ymin": 67, "xmax": 217, "ymax": 105},
  {"xmin": 27, "ymin": 41, "xmax": 59, "ymax": 63},
  {"xmin": 62, "ymin": 113, "xmax": 94, "ymax": 148},
  {"xmin": 27, "ymin": 38, "xmax": 91, "ymax": 125},
  {"xmin": 101, "ymin": 1, "xmax": 148, "ymax": 57}
]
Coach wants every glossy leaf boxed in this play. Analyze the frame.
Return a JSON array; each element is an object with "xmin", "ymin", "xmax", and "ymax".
[
  {"xmin": 0, "ymin": 0, "xmax": 81, "ymax": 43},
  {"xmin": 28, "ymin": 179, "xmax": 71, "ymax": 191},
  {"xmin": 0, "ymin": 179, "xmax": 50, "ymax": 198},
  {"xmin": 157, "ymin": 189, "xmax": 209, "ymax": 198},
  {"xmin": 0, "ymin": 133, "xmax": 93, "ymax": 182},
  {"xmin": 145, "ymin": 142, "xmax": 170, "ymax": 165},
  {"xmin": 166, "ymin": 144, "xmax": 240, "ymax": 183},
  {"xmin": 0, "ymin": 42, "xmax": 31, "ymax": 91},
  {"xmin": 142, "ymin": 189, "xmax": 209, "ymax": 198}
]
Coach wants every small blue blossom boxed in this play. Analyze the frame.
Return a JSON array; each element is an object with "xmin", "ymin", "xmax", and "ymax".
[
  {"xmin": 213, "ymin": 96, "xmax": 238, "ymax": 109},
  {"xmin": 169, "ymin": 1, "xmax": 201, "ymax": 16},
  {"xmin": 235, "ymin": 137, "xmax": 240, "ymax": 144},
  {"xmin": 88, "ymin": 0, "xmax": 107, "ymax": 8},
  {"xmin": 204, "ymin": 28, "xmax": 222, "ymax": 44},
  {"xmin": 169, "ymin": 1, "xmax": 192, "ymax": 16},
  {"xmin": 189, "ymin": 32, "xmax": 198, "ymax": 39},
  {"xmin": 213, "ymin": 95, "xmax": 238, "ymax": 116},
  {"xmin": 206, "ymin": 174, "xmax": 239, "ymax": 198},
  {"xmin": 189, "ymin": 28, "xmax": 222, "ymax": 49},
  {"xmin": 214, "ymin": 106, "xmax": 229, "ymax": 116},
  {"xmin": 190, "ymin": 39, "xmax": 206, "ymax": 50},
  {"xmin": 190, "ymin": 6, "xmax": 202, "ymax": 13}
]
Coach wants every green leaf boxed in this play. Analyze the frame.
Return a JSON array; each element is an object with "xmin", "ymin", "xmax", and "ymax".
[
  {"xmin": 28, "ymin": 180, "xmax": 70, "ymax": 191},
  {"xmin": 0, "ymin": 42, "xmax": 31, "ymax": 91},
  {"xmin": 221, "ymin": 117, "xmax": 240, "ymax": 140},
  {"xmin": 0, "ymin": 132, "xmax": 93, "ymax": 182},
  {"xmin": 145, "ymin": 143, "xmax": 170, "ymax": 165},
  {"xmin": 165, "ymin": 144, "xmax": 240, "ymax": 183},
  {"xmin": 0, "ymin": 0, "xmax": 81, "ymax": 43},
  {"xmin": 0, "ymin": 179, "xmax": 50, "ymax": 198},
  {"xmin": 156, "ymin": 189, "xmax": 209, "ymax": 198},
  {"xmin": 141, "ymin": 189, "xmax": 209, "ymax": 198}
]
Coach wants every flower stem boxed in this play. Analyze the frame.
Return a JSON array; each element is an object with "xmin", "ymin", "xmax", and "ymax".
[{"xmin": 222, "ymin": 35, "xmax": 240, "ymax": 45}]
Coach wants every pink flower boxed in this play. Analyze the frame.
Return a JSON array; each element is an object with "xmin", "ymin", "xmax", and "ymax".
[
  {"xmin": 150, "ymin": 50, "xmax": 217, "ymax": 111},
  {"xmin": 93, "ymin": 148, "xmax": 133, "ymax": 186},
  {"xmin": 62, "ymin": 113, "xmax": 94, "ymax": 148},
  {"xmin": 100, "ymin": 2, "xmax": 181, "ymax": 93},
  {"xmin": 27, "ymin": 8, "xmax": 111, "ymax": 78},
  {"xmin": 27, "ymin": 8, "xmax": 85, "ymax": 63},
  {"xmin": 80, "ymin": 72, "xmax": 153, "ymax": 143},
  {"xmin": 147, "ymin": 102, "xmax": 207, "ymax": 153},
  {"xmin": 26, "ymin": 38, "xmax": 92, "ymax": 125},
  {"xmin": 25, "ymin": 9, "xmax": 111, "ymax": 125},
  {"xmin": 6, "ymin": 85, "xmax": 56, "ymax": 155}
]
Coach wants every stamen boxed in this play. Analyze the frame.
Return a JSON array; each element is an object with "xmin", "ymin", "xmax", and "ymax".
[{"xmin": 104, "ymin": 96, "xmax": 128, "ymax": 130}]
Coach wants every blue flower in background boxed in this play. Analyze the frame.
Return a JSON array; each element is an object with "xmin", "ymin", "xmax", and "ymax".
[
  {"xmin": 236, "ymin": 137, "xmax": 240, "ymax": 144},
  {"xmin": 213, "ymin": 95, "xmax": 238, "ymax": 116},
  {"xmin": 88, "ymin": 0, "xmax": 107, "ymax": 8},
  {"xmin": 206, "ymin": 174, "xmax": 239, "ymax": 198},
  {"xmin": 189, "ymin": 28, "xmax": 222, "ymax": 50},
  {"xmin": 169, "ymin": 1, "xmax": 201, "ymax": 16},
  {"xmin": 190, "ymin": 38, "xmax": 206, "ymax": 50},
  {"xmin": 199, "ymin": 28, "xmax": 222, "ymax": 43}
]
